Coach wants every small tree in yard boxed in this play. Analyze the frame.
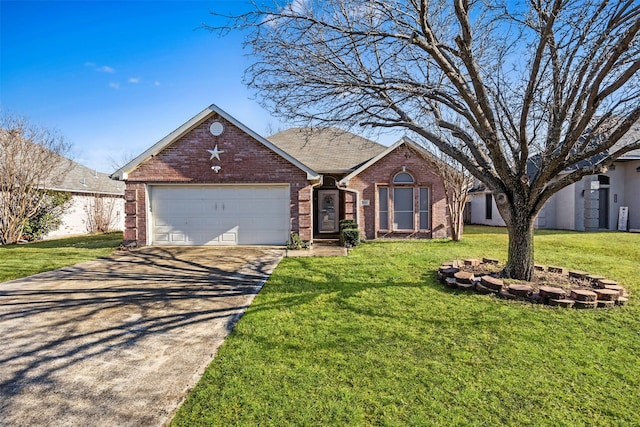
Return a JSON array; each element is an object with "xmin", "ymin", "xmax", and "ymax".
[
  {"xmin": 214, "ymin": 0, "xmax": 640, "ymax": 280},
  {"xmin": 85, "ymin": 194, "xmax": 119, "ymax": 234},
  {"xmin": 427, "ymin": 148, "xmax": 473, "ymax": 241},
  {"xmin": 0, "ymin": 113, "xmax": 72, "ymax": 245}
]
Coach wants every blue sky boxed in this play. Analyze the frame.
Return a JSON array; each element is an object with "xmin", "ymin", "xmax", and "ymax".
[{"xmin": 1, "ymin": 0, "xmax": 290, "ymax": 172}]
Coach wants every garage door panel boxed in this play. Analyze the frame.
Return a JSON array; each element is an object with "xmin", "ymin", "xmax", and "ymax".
[{"xmin": 150, "ymin": 186, "xmax": 290, "ymax": 246}]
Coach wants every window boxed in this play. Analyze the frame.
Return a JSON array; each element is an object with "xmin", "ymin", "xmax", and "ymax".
[
  {"xmin": 377, "ymin": 172, "xmax": 432, "ymax": 233},
  {"xmin": 419, "ymin": 188, "xmax": 429, "ymax": 229},
  {"xmin": 393, "ymin": 172, "xmax": 414, "ymax": 184},
  {"xmin": 485, "ymin": 193, "xmax": 493, "ymax": 220},
  {"xmin": 393, "ymin": 187, "xmax": 414, "ymax": 230},
  {"xmin": 378, "ymin": 187, "xmax": 389, "ymax": 230}
]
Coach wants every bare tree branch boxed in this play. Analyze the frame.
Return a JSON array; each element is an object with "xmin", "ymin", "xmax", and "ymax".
[{"xmin": 209, "ymin": 0, "xmax": 640, "ymax": 279}]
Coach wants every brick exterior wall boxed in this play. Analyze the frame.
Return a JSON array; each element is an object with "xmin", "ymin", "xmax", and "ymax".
[
  {"xmin": 123, "ymin": 113, "xmax": 313, "ymax": 245},
  {"xmin": 347, "ymin": 143, "xmax": 450, "ymax": 240}
]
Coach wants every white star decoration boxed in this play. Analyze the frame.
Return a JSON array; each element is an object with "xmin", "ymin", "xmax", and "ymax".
[{"xmin": 207, "ymin": 145, "xmax": 225, "ymax": 161}]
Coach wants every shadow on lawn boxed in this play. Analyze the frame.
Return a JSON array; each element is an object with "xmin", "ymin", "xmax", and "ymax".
[{"xmin": 0, "ymin": 247, "xmax": 281, "ymax": 407}]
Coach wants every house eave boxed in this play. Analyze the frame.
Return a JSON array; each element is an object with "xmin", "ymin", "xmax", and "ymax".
[
  {"xmin": 339, "ymin": 136, "xmax": 434, "ymax": 186},
  {"xmin": 46, "ymin": 186, "xmax": 124, "ymax": 196},
  {"xmin": 110, "ymin": 104, "xmax": 320, "ymax": 182}
]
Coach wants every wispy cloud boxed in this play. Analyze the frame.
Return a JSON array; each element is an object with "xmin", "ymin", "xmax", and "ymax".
[
  {"xmin": 97, "ymin": 65, "xmax": 115, "ymax": 73},
  {"xmin": 153, "ymin": 80, "xmax": 161, "ymax": 87},
  {"xmin": 108, "ymin": 82, "xmax": 120, "ymax": 89},
  {"xmin": 85, "ymin": 62, "xmax": 115, "ymax": 73},
  {"xmin": 128, "ymin": 77, "xmax": 141, "ymax": 84},
  {"xmin": 263, "ymin": 0, "xmax": 310, "ymax": 28}
]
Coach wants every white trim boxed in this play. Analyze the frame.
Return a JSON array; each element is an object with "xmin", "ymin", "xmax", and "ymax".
[
  {"xmin": 111, "ymin": 104, "xmax": 320, "ymax": 181},
  {"xmin": 339, "ymin": 136, "xmax": 434, "ymax": 186}
]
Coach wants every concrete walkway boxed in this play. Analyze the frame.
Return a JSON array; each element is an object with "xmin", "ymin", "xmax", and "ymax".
[
  {"xmin": 284, "ymin": 241, "xmax": 348, "ymax": 257},
  {"xmin": 0, "ymin": 247, "xmax": 282, "ymax": 427}
]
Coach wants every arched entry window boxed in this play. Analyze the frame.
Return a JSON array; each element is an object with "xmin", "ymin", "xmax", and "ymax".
[
  {"xmin": 323, "ymin": 176, "xmax": 337, "ymax": 187},
  {"xmin": 393, "ymin": 172, "xmax": 414, "ymax": 184}
]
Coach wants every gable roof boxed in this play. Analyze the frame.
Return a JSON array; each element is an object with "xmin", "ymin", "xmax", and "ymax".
[
  {"xmin": 110, "ymin": 104, "xmax": 320, "ymax": 181},
  {"xmin": 267, "ymin": 127, "xmax": 386, "ymax": 173},
  {"xmin": 0, "ymin": 128, "xmax": 124, "ymax": 196},
  {"xmin": 339, "ymin": 136, "xmax": 437, "ymax": 186},
  {"xmin": 49, "ymin": 159, "xmax": 124, "ymax": 195}
]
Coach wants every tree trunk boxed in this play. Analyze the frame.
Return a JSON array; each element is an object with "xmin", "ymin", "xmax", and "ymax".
[
  {"xmin": 504, "ymin": 212, "xmax": 535, "ymax": 281},
  {"xmin": 451, "ymin": 208, "xmax": 464, "ymax": 241}
]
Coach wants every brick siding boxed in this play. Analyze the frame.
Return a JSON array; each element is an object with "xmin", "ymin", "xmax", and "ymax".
[
  {"xmin": 347, "ymin": 143, "xmax": 450, "ymax": 240},
  {"xmin": 123, "ymin": 114, "xmax": 312, "ymax": 245}
]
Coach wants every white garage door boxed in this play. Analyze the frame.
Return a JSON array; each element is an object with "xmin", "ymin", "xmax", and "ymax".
[{"xmin": 150, "ymin": 185, "xmax": 290, "ymax": 245}]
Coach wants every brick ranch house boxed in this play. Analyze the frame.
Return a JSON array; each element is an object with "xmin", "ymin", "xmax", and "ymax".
[{"xmin": 111, "ymin": 104, "xmax": 450, "ymax": 246}]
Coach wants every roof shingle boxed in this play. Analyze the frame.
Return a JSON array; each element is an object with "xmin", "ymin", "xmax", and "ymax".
[{"xmin": 267, "ymin": 128, "xmax": 387, "ymax": 173}]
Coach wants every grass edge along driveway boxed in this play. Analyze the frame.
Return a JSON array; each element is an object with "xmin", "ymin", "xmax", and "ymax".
[
  {"xmin": 172, "ymin": 226, "xmax": 640, "ymax": 426},
  {"xmin": 0, "ymin": 232, "xmax": 123, "ymax": 282}
]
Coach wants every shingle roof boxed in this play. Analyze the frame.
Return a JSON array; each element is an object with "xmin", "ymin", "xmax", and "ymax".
[
  {"xmin": 267, "ymin": 128, "xmax": 387, "ymax": 173},
  {"xmin": 0, "ymin": 128, "xmax": 124, "ymax": 195},
  {"xmin": 614, "ymin": 122, "xmax": 640, "ymax": 160},
  {"xmin": 48, "ymin": 158, "xmax": 124, "ymax": 195}
]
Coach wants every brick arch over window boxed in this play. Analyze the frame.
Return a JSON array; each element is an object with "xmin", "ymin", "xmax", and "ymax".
[{"xmin": 378, "ymin": 168, "xmax": 430, "ymax": 233}]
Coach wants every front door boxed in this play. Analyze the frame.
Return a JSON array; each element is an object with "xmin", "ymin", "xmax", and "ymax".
[
  {"xmin": 318, "ymin": 190, "xmax": 339, "ymax": 233},
  {"xmin": 598, "ymin": 187, "xmax": 609, "ymax": 229}
]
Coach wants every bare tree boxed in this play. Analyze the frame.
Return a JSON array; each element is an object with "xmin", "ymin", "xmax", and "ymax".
[
  {"xmin": 213, "ymin": 0, "xmax": 640, "ymax": 280},
  {"xmin": 425, "ymin": 148, "xmax": 473, "ymax": 241},
  {"xmin": 85, "ymin": 193, "xmax": 120, "ymax": 234},
  {"xmin": 0, "ymin": 113, "xmax": 72, "ymax": 245}
]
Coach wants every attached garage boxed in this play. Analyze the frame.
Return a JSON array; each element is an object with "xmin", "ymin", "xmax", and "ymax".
[
  {"xmin": 111, "ymin": 104, "xmax": 320, "ymax": 247},
  {"xmin": 149, "ymin": 185, "xmax": 290, "ymax": 245}
]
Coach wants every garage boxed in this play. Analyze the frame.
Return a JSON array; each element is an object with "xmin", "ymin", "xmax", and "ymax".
[{"xmin": 150, "ymin": 185, "xmax": 290, "ymax": 245}]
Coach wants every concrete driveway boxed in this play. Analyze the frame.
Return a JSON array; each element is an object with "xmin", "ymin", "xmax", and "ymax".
[{"xmin": 0, "ymin": 246, "xmax": 283, "ymax": 427}]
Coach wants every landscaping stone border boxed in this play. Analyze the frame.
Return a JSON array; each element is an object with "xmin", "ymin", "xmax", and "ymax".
[{"xmin": 437, "ymin": 258, "xmax": 629, "ymax": 309}]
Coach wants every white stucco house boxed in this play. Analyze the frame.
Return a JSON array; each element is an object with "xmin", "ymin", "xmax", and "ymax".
[
  {"xmin": 44, "ymin": 159, "xmax": 125, "ymax": 239},
  {"xmin": 467, "ymin": 129, "xmax": 640, "ymax": 232}
]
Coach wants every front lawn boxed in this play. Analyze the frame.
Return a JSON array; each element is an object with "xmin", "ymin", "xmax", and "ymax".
[
  {"xmin": 0, "ymin": 232, "xmax": 123, "ymax": 282},
  {"xmin": 172, "ymin": 226, "xmax": 640, "ymax": 426}
]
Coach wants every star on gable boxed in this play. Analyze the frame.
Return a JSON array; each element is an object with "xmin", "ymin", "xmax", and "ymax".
[{"xmin": 207, "ymin": 145, "xmax": 225, "ymax": 161}]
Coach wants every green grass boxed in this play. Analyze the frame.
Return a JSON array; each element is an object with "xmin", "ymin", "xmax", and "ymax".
[
  {"xmin": 0, "ymin": 232, "xmax": 123, "ymax": 282},
  {"xmin": 172, "ymin": 226, "xmax": 640, "ymax": 426}
]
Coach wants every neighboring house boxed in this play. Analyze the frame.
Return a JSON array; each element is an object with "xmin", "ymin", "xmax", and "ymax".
[
  {"xmin": 467, "ymin": 126, "xmax": 640, "ymax": 231},
  {"xmin": 45, "ymin": 160, "xmax": 125, "ymax": 238},
  {"xmin": 110, "ymin": 104, "xmax": 450, "ymax": 246}
]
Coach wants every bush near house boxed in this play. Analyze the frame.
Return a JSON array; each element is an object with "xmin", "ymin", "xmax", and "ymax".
[
  {"xmin": 339, "ymin": 219, "xmax": 360, "ymax": 247},
  {"xmin": 21, "ymin": 191, "xmax": 72, "ymax": 241}
]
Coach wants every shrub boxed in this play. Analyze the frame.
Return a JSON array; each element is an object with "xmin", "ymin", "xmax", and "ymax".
[
  {"xmin": 340, "ymin": 224, "xmax": 360, "ymax": 247},
  {"xmin": 22, "ymin": 191, "xmax": 72, "ymax": 241},
  {"xmin": 339, "ymin": 219, "xmax": 357, "ymax": 231},
  {"xmin": 286, "ymin": 232, "xmax": 311, "ymax": 250}
]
